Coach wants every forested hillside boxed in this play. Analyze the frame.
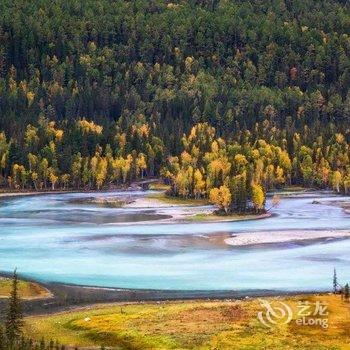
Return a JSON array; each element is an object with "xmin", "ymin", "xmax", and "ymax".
[{"xmin": 0, "ymin": 0, "xmax": 349, "ymax": 212}]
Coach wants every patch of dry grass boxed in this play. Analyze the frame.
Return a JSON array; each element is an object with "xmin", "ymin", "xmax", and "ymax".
[
  {"xmin": 146, "ymin": 191, "xmax": 209, "ymax": 205},
  {"xmin": 148, "ymin": 182, "xmax": 171, "ymax": 191},
  {"xmin": 0, "ymin": 279, "xmax": 51, "ymax": 300}
]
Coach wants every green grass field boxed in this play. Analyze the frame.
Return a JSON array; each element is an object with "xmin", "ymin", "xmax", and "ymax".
[
  {"xmin": 0, "ymin": 278, "xmax": 50, "ymax": 299},
  {"xmin": 24, "ymin": 294, "xmax": 350, "ymax": 350},
  {"xmin": 186, "ymin": 212, "xmax": 270, "ymax": 222}
]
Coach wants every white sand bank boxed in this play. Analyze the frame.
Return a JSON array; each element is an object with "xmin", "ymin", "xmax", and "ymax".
[{"xmin": 225, "ymin": 230, "xmax": 350, "ymax": 247}]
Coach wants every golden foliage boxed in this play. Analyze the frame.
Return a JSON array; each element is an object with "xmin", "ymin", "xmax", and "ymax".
[
  {"xmin": 209, "ymin": 185, "xmax": 232, "ymax": 213},
  {"xmin": 251, "ymin": 183, "xmax": 265, "ymax": 212},
  {"xmin": 77, "ymin": 119, "xmax": 103, "ymax": 134}
]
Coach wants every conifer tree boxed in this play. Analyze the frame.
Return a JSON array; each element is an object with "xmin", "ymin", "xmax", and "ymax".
[
  {"xmin": 333, "ymin": 268, "xmax": 338, "ymax": 293},
  {"xmin": 5, "ymin": 269, "xmax": 23, "ymax": 346}
]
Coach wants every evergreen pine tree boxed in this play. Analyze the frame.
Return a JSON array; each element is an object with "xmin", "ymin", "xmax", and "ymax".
[
  {"xmin": 333, "ymin": 268, "xmax": 338, "ymax": 293},
  {"xmin": 5, "ymin": 269, "xmax": 23, "ymax": 346}
]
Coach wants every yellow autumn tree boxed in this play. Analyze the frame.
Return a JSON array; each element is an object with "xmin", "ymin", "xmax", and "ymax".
[
  {"xmin": 26, "ymin": 91, "xmax": 35, "ymax": 106},
  {"xmin": 49, "ymin": 168, "xmax": 58, "ymax": 190},
  {"xmin": 251, "ymin": 183, "xmax": 265, "ymax": 213},
  {"xmin": 96, "ymin": 158, "xmax": 108, "ymax": 190},
  {"xmin": 24, "ymin": 125, "xmax": 39, "ymax": 150},
  {"xmin": 275, "ymin": 166, "xmax": 285, "ymax": 186},
  {"xmin": 194, "ymin": 169, "xmax": 205, "ymax": 198},
  {"xmin": 77, "ymin": 119, "xmax": 103, "ymax": 134},
  {"xmin": 175, "ymin": 169, "xmax": 191, "ymax": 198},
  {"xmin": 121, "ymin": 155, "xmax": 133, "ymax": 183},
  {"xmin": 31, "ymin": 172, "xmax": 39, "ymax": 190},
  {"xmin": 61, "ymin": 174, "xmax": 70, "ymax": 189},
  {"xmin": 331, "ymin": 170, "xmax": 342, "ymax": 193},
  {"xmin": 209, "ymin": 185, "xmax": 232, "ymax": 214},
  {"xmin": 136, "ymin": 153, "xmax": 147, "ymax": 178}
]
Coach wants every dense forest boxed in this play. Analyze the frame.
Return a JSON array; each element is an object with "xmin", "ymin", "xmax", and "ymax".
[{"xmin": 0, "ymin": 0, "xmax": 349, "ymax": 213}]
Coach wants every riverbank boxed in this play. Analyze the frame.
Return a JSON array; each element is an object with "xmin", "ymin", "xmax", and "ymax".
[
  {"xmin": 0, "ymin": 190, "xmax": 66, "ymax": 198},
  {"xmin": 0, "ymin": 277, "xmax": 52, "ymax": 300},
  {"xmin": 0, "ymin": 271, "xmax": 313, "ymax": 317},
  {"xmin": 0, "ymin": 179, "xmax": 160, "ymax": 199},
  {"xmin": 23, "ymin": 293, "xmax": 348, "ymax": 350}
]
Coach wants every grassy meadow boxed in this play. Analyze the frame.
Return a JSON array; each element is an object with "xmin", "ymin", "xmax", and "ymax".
[
  {"xmin": 24, "ymin": 294, "xmax": 350, "ymax": 350},
  {"xmin": 0, "ymin": 278, "xmax": 51, "ymax": 300}
]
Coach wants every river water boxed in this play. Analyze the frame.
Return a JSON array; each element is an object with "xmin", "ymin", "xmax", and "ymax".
[{"xmin": 0, "ymin": 191, "xmax": 349, "ymax": 291}]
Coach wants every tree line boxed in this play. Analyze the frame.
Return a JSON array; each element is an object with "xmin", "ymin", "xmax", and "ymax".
[
  {"xmin": 0, "ymin": 117, "xmax": 164, "ymax": 191},
  {"xmin": 0, "ymin": 118, "xmax": 349, "ymax": 213}
]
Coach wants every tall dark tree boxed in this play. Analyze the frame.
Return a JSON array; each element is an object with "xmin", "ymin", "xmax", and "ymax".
[
  {"xmin": 333, "ymin": 268, "xmax": 338, "ymax": 293},
  {"xmin": 5, "ymin": 269, "xmax": 23, "ymax": 345}
]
